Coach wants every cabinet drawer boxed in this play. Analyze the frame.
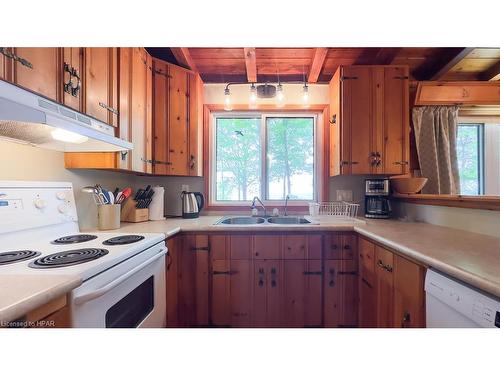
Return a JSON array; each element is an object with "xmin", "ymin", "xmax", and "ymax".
[
  {"xmin": 229, "ymin": 235, "xmax": 252, "ymax": 259},
  {"xmin": 283, "ymin": 235, "xmax": 307, "ymax": 259}
]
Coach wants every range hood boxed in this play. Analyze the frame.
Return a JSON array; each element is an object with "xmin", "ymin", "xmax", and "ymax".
[{"xmin": 0, "ymin": 80, "xmax": 133, "ymax": 152}]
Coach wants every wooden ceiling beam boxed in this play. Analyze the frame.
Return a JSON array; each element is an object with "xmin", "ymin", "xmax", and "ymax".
[
  {"xmin": 480, "ymin": 60, "xmax": 500, "ymax": 81},
  {"xmin": 307, "ymin": 48, "xmax": 328, "ymax": 83},
  {"xmin": 414, "ymin": 47, "xmax": 475, "ymax": 80},
  {"xmin": 170, "ymin": 48, "xmax": 197, "ymax": 71},
  {"xmin": 243, "ymin": 47, "xmax": 257, "ymax": 82}
]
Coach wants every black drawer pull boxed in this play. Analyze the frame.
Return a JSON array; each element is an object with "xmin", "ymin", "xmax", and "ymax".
[
  {"xmin": 191, "ymin": 246, "xmax": 210, "ymax": 252},
  {"xmin": 338, "ymin": 271, "xmax": 358, "ymax": 275},
  {"xmin": 213, "ymin": 270, "xmax": 237, "ymax": 276},
  {"xmin": 303, "ymin": 271, "xmax": 323, "ymax": 275}
]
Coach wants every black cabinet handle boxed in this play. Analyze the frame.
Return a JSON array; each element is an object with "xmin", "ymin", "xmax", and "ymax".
[
  {"xmin": 213, "ymin": 270, "xmax": 237, "ymax": 275},
  {"xmin": 303, "ymin": 271, "xmax": 323, "ymax": 275},
  {"xmin": 190, "ymin": 246, "xmax": 210, "ymax": 252}
]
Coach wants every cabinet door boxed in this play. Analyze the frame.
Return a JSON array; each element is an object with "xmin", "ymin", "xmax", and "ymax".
[
  {"xmin": 117, "ymin": 47, "xmax": 132, "ymax": 170},
  {"xmin": 375, "ymin": 246, "xmax": 394, "ymax": 328},
  {"xmin": 324, "ymin": 234, "xmax": 354, "ymax": 259},
  {"xmin": 61, "ymin": 47, "xmax": 83, "ymax": 111},
  {"xmin": 153, "ymin": 59, "xmax": 170, "ymax": 174},
  {"xmin": 165, "ymin": 235, "xmax": 181, "ymax": 327},
  {"xmin": 394, "ymin": 255, "xmax": 426, "ymax": 328},
  {"xmin": 188, "ymin": 73, "xmax": 203, "ymax": 176},
  {"xmin": 341, "ymin": 66, "xmax": 373, "ymax": 174},
  {"xmin": 329, "ymin": 68, "xmax": 341, "ymax": 176},
  {"xmin": 358, "ymin": 238, "xmax": 376, "ymax": 328},
  {"xmin": 229, "ymin": 259, "xmax": 253, "ymax": 327},
  {"xmin": 211, "ymin": 259, "xmax": 231, "ymax": 327},
  {"xmin": 283, "ymin": 235, "xmax": 307, "ymax": 259},
  {"xmin": 84, "ymin": 48, "xmax": 118, "ymax": 125},
  {"xmin": 12, "ymin": 47, "xmax": 60, "ymax": 101},
  {"xmin": 130, "ymin": 47, "xmax": 152, "ymax": 173},
  {"xmin": 381, "ymin": 66, "xmax": 409, "ymax": 174},
  {"xmin": 253, "ymin": 259, "xmax": 283, "ymax": 327},
  {"xmin": 283, "ymin": 260, "xmax": 323, "ymax": 327},
  {"xmin": 0, "ymin": 48, "xmax": 7, "ymax": 80},
  {"xmin": 168, "ymin": 64, "xmax": 189, "ymax": 175},
  {"xmin": 254, "ymin": 235, "xmax": 281, "ymax": 259}
]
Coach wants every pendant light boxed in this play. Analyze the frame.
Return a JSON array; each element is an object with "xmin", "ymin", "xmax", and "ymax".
[
  {"xmin": 302, "ymin": 83, "xmax": 309, "ymax": 107},
  {"xmin": 249, "ymin": 83, "xmax": 257, "ymax": 103},
  {"xmin": 276, "ymin": 70, "xmax": 285, "ymax": 107}
]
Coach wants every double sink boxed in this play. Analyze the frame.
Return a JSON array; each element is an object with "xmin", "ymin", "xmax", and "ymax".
[{"xmin": 216, "ymin": 216, "xmax": 312, "ymax": 225}]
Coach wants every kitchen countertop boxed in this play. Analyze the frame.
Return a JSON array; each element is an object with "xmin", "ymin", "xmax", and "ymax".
[
  {"xmin": 112, "ymin": 215, "xmax": 500, "ymax": 298},
  {"xmin": 0, "ymin": 274, "xmax": 81, "ymax": 324},
  {"xmin": 2, "ymin": 214, "xmax": 499, "ymax": 323}
]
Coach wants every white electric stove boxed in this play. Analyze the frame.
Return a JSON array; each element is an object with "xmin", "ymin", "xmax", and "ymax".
[{"xmin": 0, "ymin": 181, "xmax": 167, "ymax": 328}]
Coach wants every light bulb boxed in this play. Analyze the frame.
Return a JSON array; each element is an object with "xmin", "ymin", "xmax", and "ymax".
[
  {"xmin": 224, "ymin": 87, "xmax": 232, "ymax": 111},
  {"xmin": 51, "ymin": 128, "xmax": 88, "ymax": 144},
  {"xmin": 276, "ymin": 84, "xmax": 285, "ymax": 107},
  {"xmin": 249, "ymin": 84, "xmax": 257, "ymax": 103}
]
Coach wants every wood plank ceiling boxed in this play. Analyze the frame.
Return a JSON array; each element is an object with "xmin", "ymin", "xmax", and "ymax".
[{"xmin": 145, "ymin": 47, "xmax": 500, "ymax": 83}]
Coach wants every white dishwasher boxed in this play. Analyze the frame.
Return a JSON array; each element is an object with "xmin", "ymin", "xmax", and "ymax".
[{"xmin": 425, "ymin": 269, "xmax": 500, "ymax": 328}]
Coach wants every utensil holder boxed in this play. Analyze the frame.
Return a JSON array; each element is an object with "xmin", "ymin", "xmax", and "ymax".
[
  {"xmin": 120, "ymin": 198, "xmax": 149, "ymax": 223},
  {"xmin": 97, "ymin": 204, "xmax": 121, "ymax": 230}
]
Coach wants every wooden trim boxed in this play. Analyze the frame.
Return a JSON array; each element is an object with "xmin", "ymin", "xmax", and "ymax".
[
  {"xmin": 391, "ymin": 193, "xmax": 500, "ymax": 211},
  {"xmin": 202, "ymin": 104, "xmax": 329, "ymax": 211},
  {"xmin": 243, "ymin": 48, "xmax": 257, "ymax": 82},
  {"xmin": 415, "ymin": 81, "xmax": 500, "ymax": 105},
  {"xmin": 308, "ymin": 48, "xmax": 328, "ymax": 83},
  {"xmin": 170, "ymin": 48, "xmax": 197, "ymax": 72}
]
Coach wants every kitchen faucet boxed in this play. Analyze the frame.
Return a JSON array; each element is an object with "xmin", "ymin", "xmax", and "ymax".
[
  {"xmin": 251, "ymin": 196, "xmax": 267, "ymax": 217},
  {"xmin": 284, "ymin": 195, "xmax": 290, "ymax": 216}
]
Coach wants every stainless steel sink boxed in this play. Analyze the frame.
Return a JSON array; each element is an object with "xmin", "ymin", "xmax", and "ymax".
[
  {"xmin": 267, "ymin": 216, "xmax": 311, "ymax": 224},
  {"xmin": 219, "ymin": 216, "xmax": 266, "ymax": 225}
]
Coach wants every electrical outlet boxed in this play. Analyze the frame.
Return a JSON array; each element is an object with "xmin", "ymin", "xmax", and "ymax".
[
  {"xmin": 336, "ymin": 190, "xmax": 353, "ymax": 202},
  {"xmin": 181, "ymin": 184, "xmax": 190, "ymax": 192}
]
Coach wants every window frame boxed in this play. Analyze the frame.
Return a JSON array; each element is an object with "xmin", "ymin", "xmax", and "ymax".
[{"xmin": 209, "ymin": 111, "xmax": 320, "ymax": 207}]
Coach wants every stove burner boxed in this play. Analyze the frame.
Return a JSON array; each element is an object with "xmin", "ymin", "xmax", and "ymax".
[
  {"xmin": 29, "ymin": 248, "xmax": 108, "ymax": 268},
  {"xmin": 0, "ymin": 250, "xmax": 41, "ymax": 265},
  {"xmin": 53, "ymin": 234, "xmax": 98, "ymax": 244},
  {"xmin": 102, "ymin": 235, "xmax": 145, "ymax": 246}
]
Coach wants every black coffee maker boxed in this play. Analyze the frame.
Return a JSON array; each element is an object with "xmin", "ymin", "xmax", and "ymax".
[{"xmin": 364, "ymin": 178, "xmax": 391, "ymax": 219}]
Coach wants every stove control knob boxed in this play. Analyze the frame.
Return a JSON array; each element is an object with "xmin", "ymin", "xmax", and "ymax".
[
  {"xmin": 56, "ymin": 191, "xmax": 67, "ymax": 200},
  {"xmin": 58, "ymin": 204, "xmax": 68, "ymax": 214},
  {"xmin": 34, "ymin": 198, "xmax": 46, "ymax": 209}
]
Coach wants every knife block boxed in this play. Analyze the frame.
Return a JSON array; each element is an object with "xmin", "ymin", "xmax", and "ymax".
[{"xmin": 120, "ymin": 198, "xmax": 149, "ymax": 223}]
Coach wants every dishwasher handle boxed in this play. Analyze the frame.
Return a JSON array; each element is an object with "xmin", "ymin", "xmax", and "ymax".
[{"xmin": 73, "ymin": 249, "xmax": 166, "ymax": 305}]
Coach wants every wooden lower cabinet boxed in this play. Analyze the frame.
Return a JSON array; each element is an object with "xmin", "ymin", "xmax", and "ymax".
[{"xmin": 165, "ymin": 232, "xmax": 425, "ymax": 328}]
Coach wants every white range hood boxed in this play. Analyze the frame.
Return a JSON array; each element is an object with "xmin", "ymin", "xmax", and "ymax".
[{"xmin": 0, "ymin": 79, "xmax": 133, "ymax": 152}]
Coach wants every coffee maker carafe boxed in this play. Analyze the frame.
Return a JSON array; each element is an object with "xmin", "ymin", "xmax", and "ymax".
[{"xmin": 364, "ymin": 178, "xmax": 391, "ymax": 219}]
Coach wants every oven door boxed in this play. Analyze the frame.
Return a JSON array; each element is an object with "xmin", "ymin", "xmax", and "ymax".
[{"xmin": 69, "ymin": 244, "xmax": 166, "ymax": 328}]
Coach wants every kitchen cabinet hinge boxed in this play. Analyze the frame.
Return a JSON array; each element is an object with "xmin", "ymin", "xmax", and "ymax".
[
  {"xmin": 394, "ymin": 76, "xmax": 409, "ymax": 80},
  {"xmin": 303, "ymin": 271, "xmax": 323, "ymax": 275},
  {"xmin": 341, "ymin": 76, "xmax": 358, "ymax": 81},
  {"xmin": 212, "ymin": 270, "xmax": 238, "ymax": 276}
]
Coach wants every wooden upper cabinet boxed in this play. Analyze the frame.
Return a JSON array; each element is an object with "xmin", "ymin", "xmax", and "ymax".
[
  {"xmin": 0, "ymin": 48, "xmax": 8, "ymax": 80},
  {"xmin": 152, "ymin": 58, "xmax": 204, "ymax": 176},
  {"xmin": 61, "ymin": 48, "xmax": 83, "ymax": 111},
  {"xmin": 84, "ymin": 47, "xmax": 118, "ymax": 126},
  {"xmin": 415, "ymin": 81, "xmax": 500, "ymax": 105},
  {"xmin": 329, "ymin": 65, "xmax": 409, "ymax": 176},
  {"xmin": 11, "ymin": 48, "xmax": 61, "ymax": 101}
]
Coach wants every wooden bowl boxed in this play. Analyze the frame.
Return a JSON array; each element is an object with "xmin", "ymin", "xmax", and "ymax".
[{"xmin": 390, "ymin": 176, "xmax": 428, "ymax": 194}]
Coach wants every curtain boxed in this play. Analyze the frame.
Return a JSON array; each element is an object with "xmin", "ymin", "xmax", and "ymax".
[{"xmin": 412, "ymin": 106, "xmax": 460, "ymax": 194}]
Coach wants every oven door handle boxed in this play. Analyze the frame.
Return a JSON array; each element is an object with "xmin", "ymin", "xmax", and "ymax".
[{"xmin": 73, "ymin": 249, "xmax": 166, "ymax": 305}]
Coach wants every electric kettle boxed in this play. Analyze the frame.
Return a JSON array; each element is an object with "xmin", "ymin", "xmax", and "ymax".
[{"xmin": 181, "ymin": 191, "xmax": 204, "ymax": 219}]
